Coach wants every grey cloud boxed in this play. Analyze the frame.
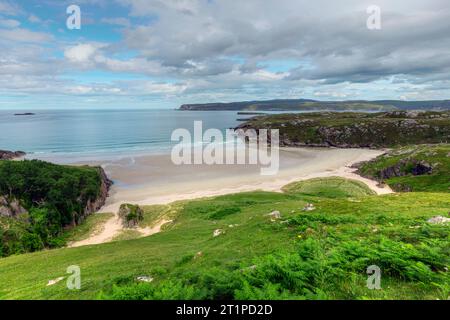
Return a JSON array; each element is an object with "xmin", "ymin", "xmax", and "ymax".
[
  {"xmin": 4, "ymin": 0, "xmax": 450, "ymax": 102},
  {"xmin": 116, "ymin": 0, "xmax": 450, "ymax": 86}
]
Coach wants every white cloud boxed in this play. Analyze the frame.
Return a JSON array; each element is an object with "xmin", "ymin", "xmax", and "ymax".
[
  {"xmin": 0, "ymin": 18, "xmax": 20, "ymax": 28},
  {"xmin": 28, "ymin": 14, "xmax": 41, "ymax": 23},
  {"xmin": 0, "ymin": 1, "xmax": 21, "ymax": 16},
  {"xmin": 3, "ymin": 0, "xmax": 450, "ymax": 105},
  {"xmin": 0, "ymin": 28, "xmax": 52, "ymax": 43},
  {"xmin": 64, "ymin": 43, "xmax": 105, "ymax": 63},
  {"xmin": 100, "ymin": 17, "xmax": 130, "ymax": 27}
]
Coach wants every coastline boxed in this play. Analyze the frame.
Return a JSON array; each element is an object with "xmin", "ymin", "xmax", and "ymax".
[
  {"xmin": 94, "ymin": 147, "xmax": 392, "ymax": 212},
  {"xmin": 66, "ymin": 146, "xmax": 393, "ymax": 247}
]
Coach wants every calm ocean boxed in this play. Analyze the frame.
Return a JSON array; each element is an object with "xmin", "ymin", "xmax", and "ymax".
[{"xmin": 0, "ymin": 109, "xmax": 244, "ymax": 162}]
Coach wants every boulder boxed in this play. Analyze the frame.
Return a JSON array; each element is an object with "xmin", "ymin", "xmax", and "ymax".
[
  {"xmin": 213, "ymin": 229, "xmax": 224, "ymax": 237},
  {"xmin": 302, "ymin": 203, "xmax": 316, "ymax": 211},
  {"xmin": 267, "ymin": 210, "xmax": 281, "ymax": 219},
  {"xmin": 136, "ymin": 276, "xmax": 153, "ymax": 283},
  {"xmin": 427, "ymin": 216, "xmax": 450, "ymax": 225}
]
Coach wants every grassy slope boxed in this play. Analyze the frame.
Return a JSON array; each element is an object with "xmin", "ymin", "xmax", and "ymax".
[
  {"xmin": 0, "ymin": 178, "xmax": 448, "ymax": 300},
  {"xmin": 357, "ymin": 144, "xmax": 450, "ymax": 192}
]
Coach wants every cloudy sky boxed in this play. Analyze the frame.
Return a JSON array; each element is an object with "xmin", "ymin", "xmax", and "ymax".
[{"xmin": 1, "ymin": 0, "xmax": 450, "ymax": 109}]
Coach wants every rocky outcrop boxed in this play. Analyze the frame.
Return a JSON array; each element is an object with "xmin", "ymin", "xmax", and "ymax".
[
  {"xmin": 356, "ymin": 159, "xmax": 433, "ymax": 182},
  {"xmin": 427, "ymin": 216, "xmax": 450, "ymax": 225},
  {"xmin": 0, "ymin": 196, "xmax": 27, "ymax": 217},
  {"xmin": 236, "ymin": 111, "xmax": 450, "ymax": 149},
  {"xmin": 0, "ymin": 150, "xmax": 26, "ymax": 160},
  {"xmin": 86, "ymin": 167, "xmax": 112, "ymax": 212},
  {"xmin": 118, "ymin": 203, "xmax": 144, "ymax": 228},
  {"xmin": 76, "ymin": 167, "xmax": 112, "ymax": 225},
  {"xmin": 378, "ymin": 160, "xmax": 433, "ymax": 180}
]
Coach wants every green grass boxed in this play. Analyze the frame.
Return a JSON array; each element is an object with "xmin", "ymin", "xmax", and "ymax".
[
  {"xmin": 112, "ymin": 229, "xmax": 143, "ymax": 242},
  {"xmin": 282, "ymin": 177, "xmax": 375, "ymax": 198},
  {"xmin": 0, "ymin": 178, "xmax": 448, "ymax": 300},
  {"xmin": 357, "ymin": 144, "xmax": 450, "ymax": 192}
]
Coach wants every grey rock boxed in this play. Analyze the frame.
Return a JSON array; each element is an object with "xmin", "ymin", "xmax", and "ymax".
[
  {"xmin": 427, "ymin": 216, "xmax": 450, "ymax": 225},
  {"xmin": 302, "ymin": 203, "xmax": 316, "ymax": 211},
  {"xmin": 0, "ymin": 150, "xmax": 26, "ymax": 160},
  {"xmin": 0, "ymin": 196, "xmax": 27, "ymax": 217},
  {"xmin": 267, "ymin": 210, "xmax": 281, "ymax": 219}
]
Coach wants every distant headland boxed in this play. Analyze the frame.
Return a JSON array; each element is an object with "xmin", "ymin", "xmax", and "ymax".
[{"xmin": 179, "ymin": 99, "xmax": 450, "ymax": 112}]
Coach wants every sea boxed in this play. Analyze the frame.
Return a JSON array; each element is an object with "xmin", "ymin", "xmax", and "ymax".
[{"xmin": 0, "ymin": 109, "xmax": 254, "ymax": 162}]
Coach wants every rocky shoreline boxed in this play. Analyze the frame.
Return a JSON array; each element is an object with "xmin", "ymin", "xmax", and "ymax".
[
  {"xmin": 0, "ymin": 150, "xmax": 26, "ymax": 160},
  {"xmin": 236, "ymin": 111, "xmax": 450, "ymax": 149}
]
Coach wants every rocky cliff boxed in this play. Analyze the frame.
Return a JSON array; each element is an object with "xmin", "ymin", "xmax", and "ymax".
[{"xmin": 76, "ymin": 166, "xmax": 113, "ymax": 225}]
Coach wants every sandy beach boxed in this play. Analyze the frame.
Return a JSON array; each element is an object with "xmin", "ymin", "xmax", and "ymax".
[
  {"xmin": 96, "ymin": 147, "xmax": 391, "ymax": 212},
  {"xmin": 69, "ymin": 147, "xmax": 393, "ymax": 247}
]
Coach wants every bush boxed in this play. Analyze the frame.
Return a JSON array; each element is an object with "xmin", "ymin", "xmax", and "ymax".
[{"xmin": 99, "ymin": 281, "xmax": 202, "ymax": 300}]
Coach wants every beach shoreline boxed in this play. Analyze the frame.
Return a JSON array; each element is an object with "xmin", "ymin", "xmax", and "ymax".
[
  {"xmin": 95, "ymin": 147, "xmax": 392, "ymax": 212},
  {"xmin": 66, "ymin": 146, "xmax": 393, "ymax": 247}
]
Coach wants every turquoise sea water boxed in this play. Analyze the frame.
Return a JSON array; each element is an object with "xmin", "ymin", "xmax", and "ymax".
[{"xmin": 0, "ymin": 109, "xmax": 243, "ymax": 161}]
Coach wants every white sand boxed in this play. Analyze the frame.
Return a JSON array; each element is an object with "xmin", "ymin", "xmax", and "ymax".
[
  {"xmin": 99, "ymin": 147, "xmax": 392, "ymax": 212},
  {"xmin": 69, "ymin": 147, "xmax": 393, "ymax": 247}
]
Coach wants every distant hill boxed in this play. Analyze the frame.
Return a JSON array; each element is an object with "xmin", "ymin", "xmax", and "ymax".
[{"xmin": 179, "ymin": 99, "xmax": 450, "ymax": 111}]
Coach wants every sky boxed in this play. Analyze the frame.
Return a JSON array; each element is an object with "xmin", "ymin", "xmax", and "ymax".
[{"xmin": 1, "ymin": 0, "xmax": 450, "ymax": 109}]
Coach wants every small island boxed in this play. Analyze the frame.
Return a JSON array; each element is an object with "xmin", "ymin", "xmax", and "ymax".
[{"xmin": 14, "ymin": 113, "xmax": 35, "ymax": 116}]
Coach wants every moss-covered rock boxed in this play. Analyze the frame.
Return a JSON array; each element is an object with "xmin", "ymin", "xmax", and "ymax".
[{"xmin": 118, "ymin": 204, "xmax": 144, "ymax": 228}]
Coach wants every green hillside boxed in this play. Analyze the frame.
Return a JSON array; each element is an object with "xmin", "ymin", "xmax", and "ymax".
[
  {"xmin": 0, "ymin": 177, "xmax": 448, "ymax": 300},
  {"xmin": 237, "ymin": 111, "xmax": 450, "ymax": 148},
  {"xmin": 357, "ymin": 144, "xmax": 450, "ymax": 192}
]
